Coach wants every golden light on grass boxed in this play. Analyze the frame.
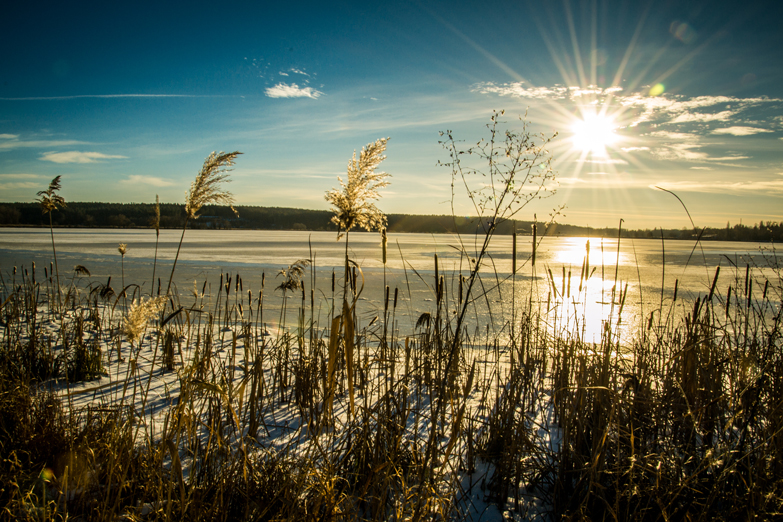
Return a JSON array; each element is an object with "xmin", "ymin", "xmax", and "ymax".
[{"xmin": 122, "ymin": 296, "xmax": 166, "ymax": 347}]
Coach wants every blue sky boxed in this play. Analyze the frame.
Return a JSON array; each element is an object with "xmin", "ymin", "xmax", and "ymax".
[{"xmin": 1, "ymin": 0, "xmax": 782, "ymax": 229}]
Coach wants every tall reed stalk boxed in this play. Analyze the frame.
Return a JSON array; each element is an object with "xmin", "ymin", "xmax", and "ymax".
[
  {"xmin": 324, "ymin": 138, "xmax": 391, "ymax": 418},
  {"xmin": 36, "ymin": 176, "xmax": 66, "ymax": 311},
  {"xmin": 166, "ymin": 151, "xmax": 242, "ymax": 296},
  {"xmin": 151, "ymin": 195, "xmax": 160, "ymax": 296}
]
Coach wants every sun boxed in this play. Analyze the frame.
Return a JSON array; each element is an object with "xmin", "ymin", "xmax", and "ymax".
[{"xmin": 571, "ymin": 113, "xmax": 619, "ymax": 156}]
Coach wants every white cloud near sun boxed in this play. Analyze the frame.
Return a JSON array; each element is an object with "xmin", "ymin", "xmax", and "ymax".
[
  {"xmin": 40, "ymin": 151, "xmax": 127, "ymax": 163},
  {"xmin": 265, "ymin": 83, "xmax": 323, "ymax": 99},
  {"xmin": 669, "ymin": 110, "xmax": 736, "ymax": 123},
  {"xmin": 711, "ymin": 126, "xmax": 774, "ymax": 136},
  {"xmin": 475, "ymin": 82, "xmax": 780, "ymax": 167},
  {"xmin": 475, "ymin": 81, "xmax": 781, "ymax": 131}
]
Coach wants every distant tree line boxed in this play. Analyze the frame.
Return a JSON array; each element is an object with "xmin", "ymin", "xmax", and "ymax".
[{"xmin": 0, "ymin": 202, "xmax": 780, "ymax": 242}]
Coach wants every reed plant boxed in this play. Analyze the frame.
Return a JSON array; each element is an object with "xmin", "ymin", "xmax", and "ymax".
[
  {"xmin": 325, "ymin": 138, "xmax": 390, "ymax": 420},
  {"xmin": 36, "ymin": 176, "xmax": 66, "ymax": 312},
  {"xmin": 151, "ymin": 194, "xmax": 161, "ymax": 296},
  {"xmin": 166, "ymin": 151, "xmax": 242, "ymax": 296}
]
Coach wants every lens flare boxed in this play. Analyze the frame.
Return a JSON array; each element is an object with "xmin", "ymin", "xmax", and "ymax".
[
  {"xmin": 669, "ymin": 21, "xmax": 697, "ymax": 44},
  {"xmin": 649, "ymin": 83, "xmax": 665, "ymax": 96}
]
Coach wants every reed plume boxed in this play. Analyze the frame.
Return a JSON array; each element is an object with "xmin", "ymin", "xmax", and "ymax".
[
  {"xmin": 37, "ymin": 176, "xmax": 66, "ymax": 214},
  {"xmin": 325, "ymin": 138, "xmax": 390, "ymax": 239},
  {"xmin": 276, "ymin": 259, "xmax": 310, "ymax": 330},
  {"xmin": 276, "ymin": 259, "xmax": 310, "ymax": 293},
  {"xmin": 118, "ymin": 243, "xmax": 128, "ymax": 304},
  {"xmin": 167, "ymin": 151, "xmax": 242, "ymax": 295},
  {"xmin": 185, "ymin": 151, "xmax": 241, "ymax": 219},
  {"xmin": 122, "ymin": 296, "xmax": 166, "ymax": 347}
]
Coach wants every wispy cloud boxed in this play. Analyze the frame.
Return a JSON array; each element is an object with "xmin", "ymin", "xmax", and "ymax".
[
  {"xmin": 648, "ymin": 131, "xmax": 696, "ymax": 141},
  {"xmin": 650, "ymin": 142, "xmax": 748, "ymax": 162},
  {"xmin": 0, "ymin": 139, "xmax": 87, "ymax": 150},
  {"xmin": 473, "ymin": 82, "xmax": 570, "ymax": 99},
  {"xmin": 711, "ymin": 126, "xmax": 775, "ymax": 136},
  {"xmin": 0, "ymin": 94, "xmax": 229, "ymax": 101},
  {"xmin": 0, "ymin": 134, "xmax": 19, "ymax": 139},
  {"xmin": 654, "ymin": 179, "xmax": 783, "ymax": 194},
  {"xmin": 120, "ymin": 175, "xmax": 173, "ymax": 187},
  {"xmin": 0, "ymin": 181, "xmax": 39, "ymax": 190},
  {"xmin": 265, "ymin": 83, "xmax": 323, "ymax": 99},
  {"xmin": 670, "ymin": 110, "xmax": 736, "ymax": 123},
  {"xmin": 0, "ymin": 173, "xmax": 42, "ymax": 190},
  {"xmin": 0, "ymin": 173, "xmax": 42, "ymax": 179},
  {"xmin": 618, "ymin": 94, "xmax": 778, "ymax": 128},
  {"xmin": 40, "ymin": 151, "xmax": 127, "ymax": 163}
]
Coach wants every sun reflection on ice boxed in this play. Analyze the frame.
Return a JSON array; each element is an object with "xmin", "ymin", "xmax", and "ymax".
[{"xmin": 527, "ymin": 238, "xmax": 641, "ymax": 343}]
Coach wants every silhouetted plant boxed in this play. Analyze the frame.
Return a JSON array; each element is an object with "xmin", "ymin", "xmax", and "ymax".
[{"xmin": 36, "ymin": 176, "xmax": 66, "ymax": 310}]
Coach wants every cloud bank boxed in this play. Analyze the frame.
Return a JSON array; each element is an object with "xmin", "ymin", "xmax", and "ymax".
[{"xmin": 475, "ymin": 80, "xmax": 783, "ymax": 166}]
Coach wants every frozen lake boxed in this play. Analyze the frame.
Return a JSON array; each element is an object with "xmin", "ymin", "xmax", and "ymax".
[{"xmin": 0, "ymin": 227, "xmax": 778, "ymax": 343}]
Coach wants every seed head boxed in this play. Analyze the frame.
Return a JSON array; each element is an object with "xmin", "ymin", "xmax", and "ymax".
[
  {"xmin": 36, "ymin": 176, "xmax": 66, "ymax": 214},
  {"xmin": 325, "ymin": 138, "xmax": 390, "ymax": 239},
  {"xmin": 185, "ymin": 151, "xmax": 242, "ymax": 220},
  {"xmin": 276, "ymin": 259, "xmax": 311, "ymax": 292},
  {"xmin": 122, "ymin": 296, "xmax": 166, "ymax": 346},
  {"xmin": 153, "ymin": 194, "xmax": 161, "ymax": 236}
]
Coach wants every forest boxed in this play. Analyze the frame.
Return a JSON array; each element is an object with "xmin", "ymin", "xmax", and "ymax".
[{"xmin": 0, "ymin": 201, "xmax": 781, "ymax": 242}]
